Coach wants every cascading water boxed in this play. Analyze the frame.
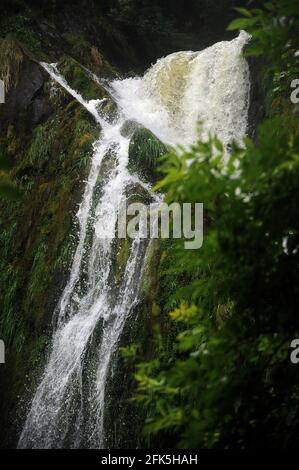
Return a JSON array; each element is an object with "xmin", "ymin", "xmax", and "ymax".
[
  {"xmin": 111, "ymin": 30, "xmax": 250, "ymax": 148},
  {"xmin": 18, "ymin": 31, "xmax": 250, "ymax": 449}
]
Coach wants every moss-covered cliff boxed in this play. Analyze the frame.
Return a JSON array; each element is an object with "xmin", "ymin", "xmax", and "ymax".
[
  {"xmin": 0, "ymin": 32, "xmax": 119, "ymax": 446},
  {"xmin": 0, "ymin": 0, "xmax": 254, "ymax": 449},
  {"xmin": 0, "ymin": 29, "xmax": 168, "ymax": 450}
]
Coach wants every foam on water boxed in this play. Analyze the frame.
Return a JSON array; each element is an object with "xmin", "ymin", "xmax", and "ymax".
[{"xmin": 111, "ymin": 31, "xmax": 250, "ymax": 147}]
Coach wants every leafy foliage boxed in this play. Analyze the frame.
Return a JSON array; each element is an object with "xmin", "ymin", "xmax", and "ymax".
[
  {"xmin": 134, "ymin": 0, "xmax": 299, "ymax": 448},
  {"xmin": 228, "ymin": 0, "xmax": 299, "ymax": 94},
  {"xmin": 128, "ymin": 128, "xmax": 167, "ymax": 183}
]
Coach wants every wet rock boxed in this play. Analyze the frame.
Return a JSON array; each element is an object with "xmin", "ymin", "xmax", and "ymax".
[
  {"xmin": 120, "ymin": 119, "xmax": 140, "ymax": 138},
  {"xmin": 100, "ymin": 98, "xmax": 119, "ymax": 123},
  {"xmin": 128, "ymin": 128, "xmax": 167, "ymax": 184},
  {"xmin": 0, "ymin": 39, "xmax": 50, "ymax": 129},
  {"xmin": 57, "ymin": 56, "xmax": 108, "ymax": 101},
  {"xmin": 126, "ymin": 181, "xmax": 154, "ymax": 206}
]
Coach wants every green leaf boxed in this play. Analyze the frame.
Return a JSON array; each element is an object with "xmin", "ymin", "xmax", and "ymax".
[
  {"xmin": 234, "ymin": 7, "xmax": 253, "ymax": 18},
  {"xmin": 227, "ymin": 17, "xmax": 259, "ymax": 31},
  {"xmin": 227, "ymin": 18, "xmax": 251, "ymax": 31}
]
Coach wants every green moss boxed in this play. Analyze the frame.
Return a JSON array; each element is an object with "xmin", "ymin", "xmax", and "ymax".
[
  {"xmin": 103, "ymin": 237, "xmax": 180, "ymax": 448},
  {"xmin": 27, "ymin": 123, "xmax": 57, "ymax": 168},
  {"xmin": 0, "ymin": 76, "xmax": 99, "ymax": 346},
  {"xmin": 0, "ymin": 263, "xmax": 24, "ymax": 350},
  {"xmin": 126, "ymin": 182, "xmax": 154, "ymax": 205},
  {"xmin": 57, "ymin": 57, "xmax": 107, "ymax": 101},
  {"xmin": 0, "ymin": 64, "xmax": 102, "ymax": 444},
  {"xmin": 100, "ymin": 99, "xmax": 118, "ymax": 123},
  {"xmin": 140, "ymin": 240, "xmax": 160, "ymax": 300},
  {"xmin": 0, "ymin": 8, "xmax": 128, "ymax": 446},
  {"xmin": 114, "ymin": 237, "xmax": 131, "ymax": 283},
  {"xmin": 128, "ymin": 128, "xmax": 167, "ymax": 183}
]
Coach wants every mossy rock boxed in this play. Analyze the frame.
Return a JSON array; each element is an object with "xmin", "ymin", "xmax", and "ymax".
[
  {"xmin": 92, "ymin": 149, "xmax": 118, "ymax": 200},
  {"xmin": 120, "ymin": 120, "xmax": 140, "ymax": 138},
  {"xmin": 0, "ymin": 38, "xmax": 49, "ymax": 128},
  {"xmin": 114, "ymin": 237, "xmax": 131, "ymax": 284},
  {"xmin": 57, "ymin": 56, "xmax": 108, "ymax": 102},
  {"xmin": 100, "ymin": 98, "xmax": 118, "ymax": 123},
  {"xmin": 0, "ymin": 52, "xmax": 101, "ymax": 446},
  {"xmin": 140, "ymin": 239, "xmax": 161, "ymax": 300},
  {"xmin": 126, "ymin": 182, "xmax": 154, "ymax": 206},
  {"xmin": 110, "ymin": 183, "xmax": 154, "ymax": 285},
  {"xmin": 128, "ymin": 128, "xmax": 167, "ymax": 184}
]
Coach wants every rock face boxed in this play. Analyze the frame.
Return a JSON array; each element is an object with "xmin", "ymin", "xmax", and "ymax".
[
  {"xmin": 0, "ymin": 38, "xmax": 117, "ymax": 448},
  {"xmin": 0, "ymin": 0, "xmax": 260, "ymax": 450},
  {"xmin": 0, "ymin": 39, "xmax": 50, "ymax": 128},
  {"xmin": 0, "ymin": 29, "xmax": 161, "ymax": 450},
  {"xmin": 128, "ymin": 128, "xmax": 168, "ymax": 184}
]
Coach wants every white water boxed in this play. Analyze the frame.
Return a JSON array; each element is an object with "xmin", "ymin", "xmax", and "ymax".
[
  {"xmin": 111, "ymin": 31, "xmax": 250, "ymax": 148},
  {"xmin": 18, "ymin": 32, "xmax": 250, "ymax": 449}
]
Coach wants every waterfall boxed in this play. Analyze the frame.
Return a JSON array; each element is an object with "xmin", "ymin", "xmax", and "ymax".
[
  {"xmin": 111, "ymin": 31, "xmax": 250, "ymax": 147},
  {"xmin": 18, "ymin": 32, "xmax": 250, "ymax": 449}
]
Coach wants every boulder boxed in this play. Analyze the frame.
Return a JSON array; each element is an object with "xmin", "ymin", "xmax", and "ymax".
[
  {"xmin": 128, "ymin": 128, "xmax": 167, "ymax": 184},
  {"xmin": 57, "ymin": 56, "xmax": 107, "ymax": 101},
  {"xmin": 0, "ymin": 39, "xmax": 50, "ymax": 128}
]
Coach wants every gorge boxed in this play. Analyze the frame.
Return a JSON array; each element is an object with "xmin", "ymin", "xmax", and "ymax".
[
  {"xmin": 16, "ymin": 31, "xmax": 250, "ymax": 449},
  {"xmin": 2, "ymin": 0, "xmax": 298, "ymax": 451}
]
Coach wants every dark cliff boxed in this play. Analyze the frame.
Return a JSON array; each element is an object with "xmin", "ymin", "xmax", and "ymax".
[{"xmin": 0, "ymin": 0, "xmax": 254, "ymax": 448}]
